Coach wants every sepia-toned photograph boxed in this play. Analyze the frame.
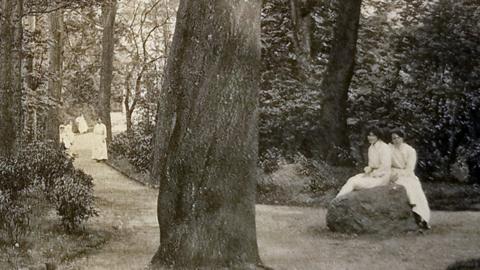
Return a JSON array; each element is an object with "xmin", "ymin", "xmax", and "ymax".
[{"xmin": 1, "ymin": 0, "xmax": 479, "ymax": 269}]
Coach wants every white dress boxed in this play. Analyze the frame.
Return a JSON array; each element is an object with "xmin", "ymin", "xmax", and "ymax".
[
  {"xmin": 92, "ymin": 123, "xmax": 108, "ymax": 160},
  {"xmin": 76, "ymin": 115, "xmax": 88, "ymax": 134},
  {"xmin": 336, "ymin": 140, "xmax": 392, "ymax": 197},
  {"xmin": 390, "ymin": 143, "xmax": 431, "ymax": 224},
  {"xmin": 59, "ymin": 125, "xmax": 73, "ymax": 149},
  {"xmin": 65, "ymin": 123, "xmax": 75, "ymax": 145}
]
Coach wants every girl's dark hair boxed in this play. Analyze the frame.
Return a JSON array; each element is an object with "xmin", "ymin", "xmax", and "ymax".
[
  {"xmin": 390, "ymin": 128, "xmax": 406, "ymax": 139},
  {"xmin": 365, "ymin": 125, "xmax": 389, "ymax": 142}
]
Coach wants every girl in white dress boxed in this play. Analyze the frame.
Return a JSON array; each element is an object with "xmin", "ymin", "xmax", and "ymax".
[
  {"xmin": 336, "ymin": 126, "xmax": 392, "ymax": 197},
  {"xmin": 390, "ymin": 128, "xmax": 431, "ymax": 228},
  {"xmin": 75, "ymin": 114, "xmax": 88, "ymax": 134},
  {"xmin": 92, "ymin": 118, "xmax": 108, "ymax": 161}
]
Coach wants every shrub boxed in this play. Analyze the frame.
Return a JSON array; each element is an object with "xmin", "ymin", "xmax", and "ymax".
[
  {"xmin": 0, "ymin": 191, "xmax": 32, "ymax": 243},
  {"xmin": 52, "ymin": 170, "xmax": 98, "ymax": 233},
  {"xmin": 0, "ymin": 157, "xmax": 33, "ymax": 199},
  {"xmin": 109, "ymin": 132, "xmax": 130, "ymax": 157},
  {"xmin": 15, "ymin": 141, "xmax": 75, "ymax": 194},
  {"xmin": 259, "ymin": 147, "xmax": 284, "ymax": 174},
  {"xmin": 0, "ymin": 157, "xmax": 34, "ymax": 243},
  {"xmin": 1, "ymin": 142, "xmax": 98, "ymax": 237},
  {"xmin": 296, "ymin": 154, "xmax": 338, "ymax": 193},
  {"xmin": 110, "ymin": 125, "xmax": 154, "ymax": 173}
]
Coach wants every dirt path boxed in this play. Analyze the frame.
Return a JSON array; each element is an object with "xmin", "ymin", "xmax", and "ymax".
[
  {"xmin": 65, "ymin": 133, "xmax": 159, "ymax": 270},
  {"xmin": 64, "ymin": 133, "xmax": 480, "ymax": 270}
]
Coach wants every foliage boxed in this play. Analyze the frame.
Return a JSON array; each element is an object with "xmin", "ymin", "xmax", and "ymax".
[
  {"xmin": 110, "ymin": 123, "xmax": 154, "ymax": 172},
  {"xmin": 294, "ymin": 153, "xmax": 347, "ymax": 194},
  {"xmin": 52, "ymin": 170, "xmax": 98, "ymax": 233},
  {"xmin": 62, "ymin": 7, "xmax": 103, "ymax": 108},
  {"xmin": 349, "ymin": 0, "xmax": 480, "ymax": 182},
  {"xmin": 261, "ymin": 0, "xmax": 479, "ymax": 182},
  {"xmin": 0, "ymin": 158, "xmax": 33, "ymax": 243},
  {"xmin": 0, "ymin": 192, "xmax": 32, "ymax": 243},
  {"xmin": 0, "ymin": 142, "xmax": 98, "ymax": 239},
  {"xmin": 0, "ymin": 158, "xmax": 33, "ymax": 198},
  {"xmin": 15, "ymin": 141, "xmax": 75, "ymax": 195},
  {"xmin": 259, "ymin": 147, "xmax": 283, "ymax": 174},
  {"xmin": 260, "ymin": 0, "xmax": 335, "ymax": 159},
  {"xmin": 115, "ymin": 0, "xmax": 176, "ymax": 126}
]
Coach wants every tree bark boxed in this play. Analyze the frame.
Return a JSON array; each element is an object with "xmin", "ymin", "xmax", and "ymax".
[
  {"xmin": 150, "ymin": 0, "xmax": 261, "ymax": 269},
  {"xmin": 290, "ymin": 0, "xmax": 314, "ymax": 74},
  {"xmin": 25, "ymin": 15, "xmax": 37, "ymax": 141},
  {"xmin": 125, "ymin": 67, "xmax": 144, "ymax": 134},
  {"xmin": 45, "ymin": 9, "xmax": 63, "ymax": 142},
  {"xmin": 98, "ymin": 0, "xmax": 117, "ymax": 143},
  {"xmin": 0, "ymin": 0, "xmax": 23, "ymax": 155},
  {"xmin": 319, "ymin": 0, "xmax": 362, "ymax": 163},
  {"xmin": 124, "ymin": 70, "xmax": 133, "ymax": 133},
  {"xmin": 13, "ymin": 0, "xmax": 24, "ymax": 145}
]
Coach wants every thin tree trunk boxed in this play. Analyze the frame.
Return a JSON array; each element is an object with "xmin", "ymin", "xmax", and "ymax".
[
  {"xmin": 98, "ymin": 0, "xmax": 117, "ymax": 143},
  {"xmin": 45, "ymin": 9, "xmax": 63, "ymax": 142},
  {"xmin": 290, "ymin": 0, "xmax": 314, "ymax": 74},
  {"xmin": 150, "ymin": 0, "xmax": 261, "ymax": 268},
  {"xmin": 162, "ymin": 0, "xmax": 171, "ymax": 57},
  {"xmin": 25, "ymin": 15, "xmax": 37, "ymax": 141},
  {"xmin": 13, "ymin": 0, "xmax": 23, "ymax": 145},
  {"xmin": 319, "ymin": 0, "xmax": 362, "ymax": 163},
  {"xmin": 124, "ymin": 70, "xmax": 132, "ymax": 132},
  {"xmin": 126, "ymin": 109, "xmax": 133, "ymax": 133},
  {"xmin": 32, "ymin": 109, "xmax": 38, "ymax": 141},
  {"xmin": 0, "ymin": 0, "xmax": 23, "ymax": 155}
]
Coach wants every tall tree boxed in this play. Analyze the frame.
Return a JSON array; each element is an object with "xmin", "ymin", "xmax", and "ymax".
[
  {"xmin": 0, "ymin": 0, "xmax": 24, "ymax": 155},
  {"xmin": 319, "ymin": 0, "xmax": 362, "ymax": 163},
  {"xmin": 120, "ymin": 0, "xmax": 164, "ymax": 133},
  {"xmin": 45, "ymin": 9, "xmax": 64, "ymax": 142},
  {"xmin": 98, "ymin": 0, "xmax": 117, "ymax": 143},
  {"xmin": 150, "ymin": 0, "xmax": 261, "ymax": 268}
]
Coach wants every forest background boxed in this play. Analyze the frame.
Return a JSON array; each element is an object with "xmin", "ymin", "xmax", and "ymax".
[
  {"xmin": 1, "ymin": 0, "xmax": 479, "ymax": 215},
  {"xmin": 0, "ymin": 0, "xmax": 479, "ymax": 267}
]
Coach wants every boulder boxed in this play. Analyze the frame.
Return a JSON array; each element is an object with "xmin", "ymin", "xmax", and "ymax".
[{"xmin": 326, "ymin": 185, "xmax": 418, "ymax": 234}]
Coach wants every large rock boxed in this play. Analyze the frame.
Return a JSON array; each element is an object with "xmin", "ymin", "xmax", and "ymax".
[{"xmin": 326, "ymin": 185, "xmax": 418, "ymax": 234}]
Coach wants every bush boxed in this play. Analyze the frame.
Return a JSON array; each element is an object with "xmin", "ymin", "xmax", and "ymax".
[
  {"xmin": 0, "ymin": 157, "xmax": 33, "ymax": 198},
  {"xmin": 0, "ymin": 142, "xmax": 98, "ymax": 238},
  {"xmin": 296, "ymin": 154, "xmax": 338, "ymax": 193},
  {"xmin": 259, "ymin": 147, "xmax": 283, "ymax": 174},
  {"xmin": 15, "ymin": 141, "xmax": 75, "ymax": 195},
  {"xmin": 52, "ymin": 170, "xmax": 98, "ymax": 232},
  {"xmin": 0, "ymin": 157, "xmax": 34, "ymax": 243},
  {"xmin": 0, "ymin": 191, "xmax": 32, "ymax": 243},
  {"xmin": 110, "ymin": 125, "xmax": 153, "ymax": 173}
]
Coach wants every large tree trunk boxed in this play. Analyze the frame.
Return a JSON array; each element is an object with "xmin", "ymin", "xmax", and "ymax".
[
  {"xmin": 150, "ymin": 0, "xmax": 261, "ymax": 269},
  {"xmin": 0, "ymin": 0, "xmax": 23, "ymax": 155},
  {"xmin": 98, "ymin": 0, "xmax": 117, "ymax": 143},
  {"xmin": 45, "ymin": 9, "xmax": 64, "ymax": 142},
  {"xmin": 319, "ymin": 0, "xmax": 362, "ymax": 163}
]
